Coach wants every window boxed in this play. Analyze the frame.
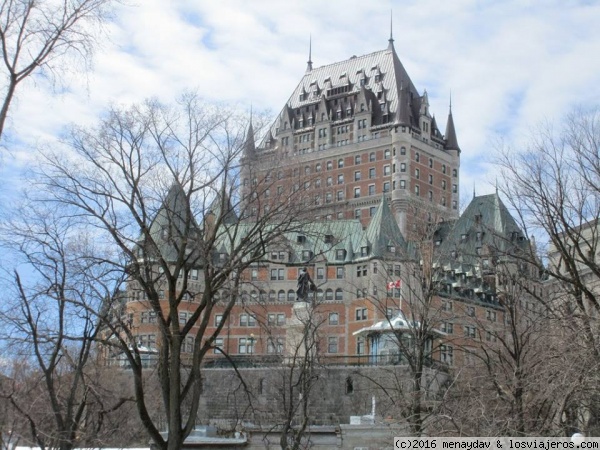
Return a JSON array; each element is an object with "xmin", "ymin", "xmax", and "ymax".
[
  {"xmin": 335, "ymin": 288, "xmax": 344, "ymax": 300},
  {"xmin": 287, "ymin": 290, "xmax": 295, "ymax": 302},
  {"xmin": 354, "ymin": 170, "xmax": 361, "ymax": 181},
  {"xmin": 355, "ymin": 308, "xmax": 367, "ymax": 320},
  {"xmin": 356, "ymin": 337, "xmax": 365, "ymax": 355},
  {"xmin": 325, "ymin": 289, "xmax": 334, "ymax": 301},
  {"xmin": 267, "ymin": 338, "xmax": 284, "ymax": 354},
  {"xmin": 464, "ymin": 325, "xmax": 476, "ymax": 338},
  {"xmin": 270, "ymin": 268, "xmax": 284, "ymax": 280},
  {"xmin": 453, "ymin": 168, "xmax": 458, "ymax": 177},
  {"xmin": 369, "ymin": 206, "xmax": 376, "ymax": 216},
  {"xmin": 213, "ymin": 338, "xmax": 223, "ymax": 354},
  {"xmin": 383, "ymin": 181, "xmax": 390, "ymax": 192},
  {"xmin": 440, "ymin": 345, "xmax": 453, "ymax": 365},
  {"xmin": 337, "ymin": 190, "xmax": 344, "ymax": 201},
  {"xmin": 400, "ymin": 163, "xmax": 406, "ymax": 172},
  {"xmin": 415, "ymin": 152, "xmax": 420, "ymax": 162},
  {"xmin": 329, "ymin": 313, "xmax": 340, "ymax": 325},
  {"xmin": 369, "ymin": 152, "xmax": 376, "ymax": 162},
  {"xmin": 316, "ymin": 163, "xmax": 322, "ymax": 172},
  {"xmin": 442, "ymin": 322, "xmax": 453, "ymax": 334},
  {"xmin": 179, "ymin": 312, "xmax": 187, "ymax": 325},
  {"xmin": 429, "ymin": 174, "xmax": 433, "ymax": 185},
  {"xmin": 327, "ymin": 176, "xmax": 333, "ymax": 186},
  {"xmin": 316, "ymin": 267, "xmax": 325, "ymax": 280},
  {"xmin": 400, "ymin": 180, "xmax": 406, "ymax": 189},
  {"xmin": 369, "ymin": 167, "xmax": 376, "ymax": 178},
  {"xmin": 384, "ymin": 149, "xmax": 391, "ymax": 159},
  {"xmin": 327, "ymin": 160, "xmax": 333, "ymax": 170},
  {"xmin": 467, "ymin": 306, "xmax": 475, "ymax": 317},
  {"xmin": 338, "ymin": 158, "xmax": 344, "ymax": 168},
  {"xmin": 190, "ymin": 269, "xmax": 199, "ymax": 280},
  {"xmin": 428, "ymin": 190, "xmax": 433, "ymax": 201},
  {"xmin": 354, "ymin": 155, "xmax": 361, "ymax": 165},
  {"xmin": 336, "ymin": 267, "xmax": 344, "ymax": 279},
  {"xmin": 278, "ymin": 290, "xmax": 285, "ymax": 302},
  {"xmin": 267, "ymin": 313, "xmax": 276, "ymax": 325},
  {"xmin": 400, "ymin": 146, "xmax": 406, "ymax": 155},
  {"xmin": 354, "ymin": 187, "xmax": 361, "ymax": 198},
  {"xmin": 415, "ymin": 185, "xmax": 420, "ymax": 196},
  {"xmin": 429, "ymin": 158, "xmax": 433, "ymax": 168},
  {"xmin": 238, "ymin": 338, "xmax": 248, "ymax": 354},
  {"xmin": 277, "ymin": 313, "xmax": 285, "ymax": 325},
  {"xmin": 214, "ymin": 314, "xmax": 223, "ymax": 327},
  {"xmin": 442, "ymin": 300, "xmax": 453, "ymax": 311},
  {"xmin": 338, "ymin": 174, "xmax": 344, "ymax": 184},
  {"xmin": 383, "ymin": 165, "xmax": 391, "ymax": 176},
  {"xmin": 251, "ymin": 268, "xmax": 258, "ymax": 281},
  {"xmin": 240, "ymin": 314, "xmax": 248, "ymax": 326},
  {"xmin": 368, "ymin": 185, "xmax": 375, "ymax": 196},
  {"xmin": 442, "ymin": 164, "xmax": 447, "ymax": 174},
  {"xmin": 452, "ymin": 184, "xmax": 458, "ymax": 193},
  {"xmin": 356, "ymin": 265, "xmax": 367, "ymax": 277},
  {"xmin": 328, "ymin": 337, "xmax": 338, "ymax": 353},
  {"xmin": 487, "ymin": 310, "xmax": 497, "ymax": 322},
  {"xmin": 354, "ymin": 209, "xmax": 361, "ymax": 219},
  {"xmin": 415, "ymin": 168, "xmax": 420, "ymax": 179}
]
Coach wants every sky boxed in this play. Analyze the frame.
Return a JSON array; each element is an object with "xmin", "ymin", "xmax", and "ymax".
[{"xmin": 1, "ymin": 0, "xmax": 600, "ymax": 203}]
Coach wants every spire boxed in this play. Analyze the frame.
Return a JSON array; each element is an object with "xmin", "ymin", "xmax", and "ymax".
[
  {"xmin": 473, "ymin": 183, "xmax": 476, "ymax": 199},
  {"xmin": 444, "ymin": 93, "xmax": 461, "ymax": 152},
  {"xmin": 244, "ymin": 109, "xmax": 256, "ymax": 159},
  {"xmin": 387, "ymin": 11, "xmax": 394, "ymax": 50},
  {"xmin": 306, "ymin": 35, "xmax": 313, "ymax": 72}
]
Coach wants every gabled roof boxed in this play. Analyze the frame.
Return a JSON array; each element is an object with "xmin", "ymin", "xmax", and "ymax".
[
  {"xmin": 437, "ymin": 193, "xmax": 528, "ymax": 266},
  {"xmin": 364, "ymin": 196, "xmax": 408, "ymax": 258},
  {"xmin": 146, "ymin": 182, "xmax": 201, "ymax": 262}
]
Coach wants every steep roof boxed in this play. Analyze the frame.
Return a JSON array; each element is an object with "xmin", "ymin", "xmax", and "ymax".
[
  {"xmin": 364, "ymin": 196, "xmax": 408, "ymax": 258},
  {"xmin": 444, "ymin": 106, "xmax": 460, "ymax": 152},
  {"xmin": 146, "ymin": 182, "xmax": 201, "ymax": 262},
  {"xmin": 437, "ymin": 193, "xmax": 527, "ymax": 265}
]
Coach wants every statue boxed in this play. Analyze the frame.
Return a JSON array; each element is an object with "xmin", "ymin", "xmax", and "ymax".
[{"xmin": 296, "ymin": 267, "xmax": 316, "ymax": 302}]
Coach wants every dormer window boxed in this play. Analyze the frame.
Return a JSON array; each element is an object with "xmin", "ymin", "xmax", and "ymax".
[
  {"xmin": 360, "ymin": 246, "xmax": 369, "ymax": 256},
  {"xmin": 388, "ymin": 245, "xmax": 396, "ymax": 253},
  {"xmin": 324, "ymin": 234, "xmax": 334, "ymax": 244},
  {"xmin": 301, "ymin": 250, "xmax": 313, "ymax": 261},
  {"xmin": 476, "ymin": 231, "xmax": 483, "ymax": 241},
  {"xmin": 297, "ymin": 235, "xmax": 306, "ymax": 244},
  {"xmin": 335, "ymin": 249, "xmax": 346, "ymax": 260},
  {"xmin": 461, "ymin": 234, "xmax": 467, "ymax": 241}
]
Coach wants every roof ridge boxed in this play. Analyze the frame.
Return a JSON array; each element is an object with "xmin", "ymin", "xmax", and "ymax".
[{"xmin": 304, "ymin": 48, "xmax": 391, "ymax": 75}]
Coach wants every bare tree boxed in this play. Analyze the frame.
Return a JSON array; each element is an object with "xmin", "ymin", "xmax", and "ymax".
[
  {"xmin": 32, "ymin": 94, "xmax": 306, "ymax": 450},
  {"xmin": 497, "ymin": 108, "xmax": 600, "ymax": 434},
  {"xmin": 0, "ymin": 199, "xmax": 130, "ymax": 450},
  {"xmin": 0, "ymin": 0, "xmax": 117, "ymax": 141}
]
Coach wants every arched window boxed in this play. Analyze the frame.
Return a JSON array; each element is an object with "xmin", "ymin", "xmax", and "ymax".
[
  {"xmin": 278, "ymin": 290, "xmax": 286, "ymax": 302},
  {"xmin": 325, "ymin": 289, "xmax": 334, "ymax": 301},
  {"xmin": 317, "ymin": 289, "xmax": 324, "ymax": 301},
  {"xmin": 269, "ymin": 290, "xmax": 276, "ymax": 301},
  {"xmin": 335, "ymin": 288, "xmax": 344, "ymax": 301},
  {"xmin": 287, "ymin": 290, "xmax": 295, "ymax": 302}
]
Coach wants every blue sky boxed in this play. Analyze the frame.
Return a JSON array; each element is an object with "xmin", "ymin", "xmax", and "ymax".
[{"xmin": 1, "ymin": 0, "xmax": 600, "ymax": 204}]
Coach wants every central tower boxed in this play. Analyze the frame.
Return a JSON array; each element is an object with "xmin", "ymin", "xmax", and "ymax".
[{"xmin": 241, "ymin": 35, "xmax": 461, "ymax": 236}]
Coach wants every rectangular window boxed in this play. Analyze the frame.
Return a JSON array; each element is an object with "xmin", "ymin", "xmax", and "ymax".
[
  {"xmin": 267, "ymin": 313, "xmax": 276, "ymax": 325},
  {"xmin": 356, "ymin": 337, "xmax": 365, "ymax": 355},
  {"xmin": 238, "ymin": 338, "xmax": 247, "ymax": 354},
  {"xmin": 368, "ymin": 185, "xmax": 375, "ymax": 196},
  {"xmin": 383, "ymin": 181, "xmax": 390, "ymax": 192},
  {"xmin": 214, "ymin": 314, "xmax": 223, "ymax": 327},
  {"xmin": 270, "ymin": 269, "xmax": 278, "ymax": 281},
  {"xmin": 328, "ymin": 337, "xmax": 338, "ymax": 353},
  {"xmin": 337, "ymin": 174, "xmax": 344, "ymax": 184},
  {"xmin": 429, "ymin": 158, "xmax": 433, "ymax": 168},
  {"xmin": 354, "ymin": 187, "xmax": 361, "ymax": 198},
  {"xmin": 329, "ymin": 312, "xmax": 339, "ymax": 325},
  {"xmin": 464, "ymin": 326, "xmax": 476, "ymax": 338},
  {"xmin": 440, "ymin": 345, "xmax": 453, "ymax": 365},
  {"xmin": 415, "ymin": 168, "xmax": 420, "ymax": 179},
  {"xmin": 337, "ymin": 190, "xmax": 344, "ymax": 201},
  {"xmin": 487, "ymin": 310, "xmax": 497, "ymax": 322},
  {"xmin": 251, "ymin": 269, "xmax": 258, "ymax": 280},
  {"xmin": 179, "ymin": 312, "xmax": 187, "ymax": 325},
  {"xmin": 400, "ymin": 163, "xmax": 406, "ymax": 172},
  {"xmin": 355, "ymin": 155, "xmax": 361, "ymax": 165},
  {"xmin": 240, "ymin": 314, "xmax": 248, "ymax": 327},
  {"xmin": 354, "ymin": 171, "xmax": 361, "ymax": 181},
  {"xmin": 442, "ymin": 322, "xmax": 453, "ymax": 334},
  {"xmin": 214, "ymin": 338, "xmax": 223, "ymax": 354},
  {"xmin": 369, "ymin": 167, "xmax": 376, "ymax": 178},
  {"xmin": 338, "ymin": 158, "xmax": 344, "ymax": 168},
  {"xmin": 336, "ymin": 267, "xmax": 344, "ymax": 279},
  {"xmin": 467, "ymin": 306, "xmax": 475, "ymax": 317},
  {"xmin": 317, "ymin": 267, "xmax": 325, "ymax": 280},
  {"xmin": 277, "ymin": 313, "xmax": 285, "ymax": 326},
  {"xmin": 383, "ymin": 165, "xmax": 391, "ymax": 176},
  {"xmin": 355, "ymin": 308, "xmax": 367, "ymax": 320}
]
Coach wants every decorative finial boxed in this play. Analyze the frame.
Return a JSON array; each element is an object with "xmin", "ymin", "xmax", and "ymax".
[
  {"xmin": 473, "ymin": 183, "xmax": 476, "ymax": 199},
  {"xmin": 387, "ymin": 11, "xmax": 394, "ymax": 50},
  {"xmin": 449, "ymin": 90, "xmax": 453, "ymax": 112},
  {"xmin": 306, "ymin": 35, "xmax": 313, "ymax": 72},
  {"xmin": 495, "ymin": 178, "xmax": 498, "ymax": 194}
]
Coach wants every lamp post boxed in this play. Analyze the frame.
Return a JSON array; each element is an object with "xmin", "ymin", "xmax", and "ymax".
[{"xmin": 249, "ymin": 333, "xmax": 255, "ymax": 356}]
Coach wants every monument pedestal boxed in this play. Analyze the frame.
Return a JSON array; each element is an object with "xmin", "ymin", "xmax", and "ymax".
[{"xmin": 284, "ymin": 302, "xmax": 314, "ymax": 361}]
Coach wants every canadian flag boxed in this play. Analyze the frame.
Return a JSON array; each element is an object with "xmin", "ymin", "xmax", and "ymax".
[{"xmin": 387, "ymin": 279, "xmax": 402, "ymax": 290}]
